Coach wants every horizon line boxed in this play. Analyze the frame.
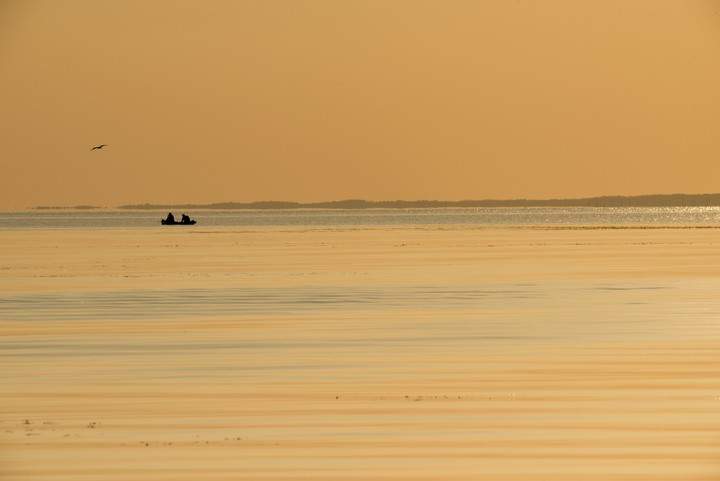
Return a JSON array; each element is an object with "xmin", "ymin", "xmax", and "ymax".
[{"xmin": 24, "ymin": 192, "xmax": 720, "ymax": 211}]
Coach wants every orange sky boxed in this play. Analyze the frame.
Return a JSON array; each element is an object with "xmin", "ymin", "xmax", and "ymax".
[{"xmin": 1, "ymin": 0, "xmax": 719, "ymax": 209}]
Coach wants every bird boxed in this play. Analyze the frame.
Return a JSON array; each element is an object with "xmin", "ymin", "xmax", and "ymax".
[{"xmin": 91, "ymin": 144, "xmax": 107, "ymax": 151}]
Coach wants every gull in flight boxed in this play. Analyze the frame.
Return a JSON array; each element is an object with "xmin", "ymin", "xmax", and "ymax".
[{"xmin": 91, "ymin": 144, "xmax": 107, "ymax": 151}]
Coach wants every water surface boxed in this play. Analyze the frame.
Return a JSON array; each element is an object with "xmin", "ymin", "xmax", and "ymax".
[{"xmin": 1, "ymin": 209, "xmax": 719, "ymax": 480}]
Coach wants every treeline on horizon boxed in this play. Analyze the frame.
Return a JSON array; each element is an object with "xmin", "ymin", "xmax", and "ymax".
[{"xmin": 119, "ymin": 193, "xmax": 720, "ymax": 210}]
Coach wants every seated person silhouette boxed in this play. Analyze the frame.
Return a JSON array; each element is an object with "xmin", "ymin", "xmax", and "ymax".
[
  {"xmin": 166, "ymin": 212, "xmax": 175, "ymax": 223},
  {"xmin": 181, "ymin": 214, "xmax": 191, "ymax": 224}
]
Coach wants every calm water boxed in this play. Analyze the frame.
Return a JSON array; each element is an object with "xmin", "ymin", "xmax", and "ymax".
[
  {"xmin": 2, "ymin": 207, "xmax": 719, "ymax": 329},
  {"xmin": 2, "ymin": 206, "xmax": 720, "ymax": 230},
  {"xmin": 2, "ymin": 209, "xmax": 720, "ymax": 479}
]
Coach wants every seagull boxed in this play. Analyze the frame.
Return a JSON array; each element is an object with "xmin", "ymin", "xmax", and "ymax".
[{"xmin": 91, "ymin": 144, "xmax": 107, "ymax": 151}]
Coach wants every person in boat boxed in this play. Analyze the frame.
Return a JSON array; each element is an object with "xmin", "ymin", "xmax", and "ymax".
[
  {"xmin": 165, "ymin": 212, "xmax": 175, "ymax": 223},
  {"xmin": 181, "ymin": 214, "xmax": 191, "ymax": 224}
]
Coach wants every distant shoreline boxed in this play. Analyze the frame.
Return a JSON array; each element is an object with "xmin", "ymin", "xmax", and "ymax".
[
  {"xmin": 118, "ymin": 194, "xmax": 720, "ymax": 210},
  {"xmin": 26, "ymin": 194, "xmax": 720, "ymax": 211}
]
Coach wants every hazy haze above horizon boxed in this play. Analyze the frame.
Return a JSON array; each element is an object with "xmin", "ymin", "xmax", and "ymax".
[{"xmin": 1, "ymin": 0, "xmax": 719, "ymax": 209}]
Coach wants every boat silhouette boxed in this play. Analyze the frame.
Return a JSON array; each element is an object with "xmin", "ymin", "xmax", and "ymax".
[{"xmin": 161, "ymin": 219, "xmax": 196, "ymax": 225}]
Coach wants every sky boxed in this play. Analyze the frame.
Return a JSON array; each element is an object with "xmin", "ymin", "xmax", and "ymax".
[{"xmin": 1, "ymin": 0, "xmax": 719, "ymax": 209}]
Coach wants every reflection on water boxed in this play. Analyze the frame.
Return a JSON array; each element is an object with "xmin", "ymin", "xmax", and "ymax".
[
  {"xmin": 3, "ymin": 279, "xmax": 711, "ymax": 348},
  {"xmin": 2, "ymin": 220, "xmax": 720, "ymax": 480},
  {"xmin": 2, "ymin": 206, "xmax": 720, "ymax": 230},
  {"xmin": 0, "ymin": 284, "xmax": 545, "ymax": 321}
]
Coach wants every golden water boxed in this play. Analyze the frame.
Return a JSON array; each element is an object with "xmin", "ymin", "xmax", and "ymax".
[{"xmin": 2, "ymin": 226, "xmax": 719, "ymax": 480}]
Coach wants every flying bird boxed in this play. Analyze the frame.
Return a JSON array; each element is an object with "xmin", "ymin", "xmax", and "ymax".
[{"xmin": 91, "ymin": 144, "xmax": 107, "ymax": 151}]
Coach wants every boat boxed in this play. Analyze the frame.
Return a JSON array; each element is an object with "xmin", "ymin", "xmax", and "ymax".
[{"xmin": 161, "ymin": 219, "xmax": 196, "ymax": 225}]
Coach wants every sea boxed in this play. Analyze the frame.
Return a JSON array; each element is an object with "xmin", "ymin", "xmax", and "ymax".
[
  {"xmin": 1, "ymin": 207, "xmax": 719, "ymax": 480},
  {"xmin": 2, "ymin": 205, "xmax": 720, "ymax": 230}
]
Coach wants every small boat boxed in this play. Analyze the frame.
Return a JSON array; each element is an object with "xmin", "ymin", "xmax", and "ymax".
[{"xmin": 161, "ymin": 219, "xmax": 196, "ymax": 225}]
